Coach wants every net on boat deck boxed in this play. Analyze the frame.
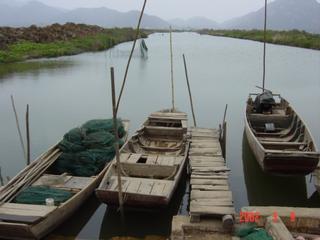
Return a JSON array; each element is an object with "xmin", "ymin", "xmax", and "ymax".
[
  {"xmin": 51, "ymin": 119, "xmax": 125, "ymax": 177},
  {"xmin": 14, "ymin": 186, "xmax": 74, "ymax": 205}
]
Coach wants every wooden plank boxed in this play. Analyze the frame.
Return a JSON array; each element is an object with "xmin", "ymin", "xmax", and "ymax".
[
  {"xmin": 64, "ymin": 176, "xmax": 93, "ymax": 189},
  {"xmin": 137, "ymin": 181, "xmax": 154, "ymax": 195},
  {"xmin": 191, "ymin": 199, "xmax": 233, "ymax": 207},
  {"xmin": 190, "ymin": 205, "xmax": 235, "ymax": 216},
  {"xmin": 162, "ymin": 182, "xmax": 172, "ymax": 196},
  {"xmin": 191, "ymin": 175, "xmax": 228, "ymax": 179},
  {"xmin": 157, "ymin": 156, "xmax": 175, "ymax": 166},
  {"xmin": 191, "ymin": 142, "xmax": 220, "ymax": 148},
  {"xmin": 146, "ymin": 155, "xmax": 158, "ymax": 164},
  {"xmin": 120, "ymin": 153, "xmax": 131, "ymax": 162},
  {"xmin": 0, "ymin": 204, "xmax": 56, "ymax": 217},
  {"xmin": 0, "ymin": 214, "xmax": 42, "ymax": 224},
  {"xmin": 192, "ymin": 185, "xmax": 229, "ymax": 191},
  {"xmin": 190, "ymin": 179, "xmax": 228, "ymax": 185},
  {"xmin": 150, "ymin": 182, "xmax": 166, "ymax": 196},
  {"xmin": 126, "ymin": 180, "xmax": 141, "ymax": 194},
  {"xmin": 190, "ymin": 156, "xmax": 225, "ymax": 162},
  {"xmin": 265, "ymin": 216, "xmax": 294, "ymax": 240},
  {"xmin": 190, "ymin": 162, "xmax": 225, "ymax": 167},
  {"xmin": 127, "ymin": 153, "xmax": 142, "ymax": 163},
  {"xmin": 191, "ymin": 190, "xmax": 232, "ymax": 200},
  {"xmin": 174, "ymin": 156, "xmax": 184, "ymax": 165},
  {"xmin": 191, "ymin": 166, "xmax": 230, "ymax": 172}
]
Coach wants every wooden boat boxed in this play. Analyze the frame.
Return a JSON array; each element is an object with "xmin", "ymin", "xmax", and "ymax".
[
  {"xmin": 315, "ymin": 166, "xmax": 320, "ymax": 194},
  {"xmin": 245, "ymin": 92, "xmax": 319, "ymax": 175},
  {"xmin": 96, "ymin": 110, "xmax": 189, "ymax": 208},
  {"xmin": 0, "ymin": 121, "xmax": 129, "ymax": 240}
]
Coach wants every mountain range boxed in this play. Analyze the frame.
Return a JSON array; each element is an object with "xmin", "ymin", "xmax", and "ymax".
[{"xmin": 0, "ymin": 0, "xmax": 319, "ymax": 33}]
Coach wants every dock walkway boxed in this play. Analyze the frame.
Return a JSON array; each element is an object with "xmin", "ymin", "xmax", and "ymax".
[{"xmin": 189, "ymin": 127, "xmax": 235, "ymax": 222}]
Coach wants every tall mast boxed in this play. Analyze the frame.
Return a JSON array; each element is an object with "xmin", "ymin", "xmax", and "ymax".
[
  {"xmin": 262, "ymin": 0, "xmax": 267, "ymax": 92},
  {"xmin": 170, "ymin": 26, "xmax": 175, "ymax": 111}
]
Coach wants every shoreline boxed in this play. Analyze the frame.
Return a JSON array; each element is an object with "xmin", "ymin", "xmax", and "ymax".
[
  {"xmin": 0, "ymin": 24, "xmax": 148, "ymax": 64},
  {"xmin": 198, "ymin": 29, "xmax": 320, "ymax": 51}
]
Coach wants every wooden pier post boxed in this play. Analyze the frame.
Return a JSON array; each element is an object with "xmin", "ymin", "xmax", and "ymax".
[
  {"xmin": 26, "ymin": 104, "xmax": 30, "ymax": 165},
  {"xmin": 110, "ymin": 67, "xmax": 124, "ymax": 216},
  {"xmin": 10, "ymin": 95, "xmax": 27, "ymax": 161},
  {"xmin": 170, "ymin": 26, "xmax": 175, "ymax": 111}
]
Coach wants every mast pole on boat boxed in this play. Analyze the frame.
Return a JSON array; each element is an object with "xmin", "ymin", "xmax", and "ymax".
[
  {"xmin": 26, "ymin": 104, "xmax": 30, "ymax": 165},
  {"xmin": 262, "ymin": 0, "xmax": 267, "ymax": 92},
  {"xmin": 170, "ymin": 26, "xmax": 175, "ymax": 111},
  {"xmin": 110, "ymin": 67, "xmax": 124, "ymax": 215}
]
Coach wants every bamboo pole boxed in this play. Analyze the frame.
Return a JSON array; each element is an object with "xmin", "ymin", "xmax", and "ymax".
[
  {"xmin": 26, "ymin": 104, "xmax": 30, "ymax": 165},
  {"xmin": 262, "ymin": 0, "xmax": 267, "ymax": 92},
  {"xmin": 0, "ymin": 167, "xmax": 4, "ymax": 186},
  {"xmin": 110, "ymin": 67, "xmax": 124, "ymax": 216},
  {"xmin": 116, "ymin": 0, "xmax": 148, "ymax": 114},
  {"xmin": 10, "ymin": 95, "xmax": 27, "ymax": 161},
  {"xmin": 182, "ymin": 54, "xmax": 197, "ymax": 127},
  {"xmin": 170, "ymin": 26, "xmax": 175, "ymax": 111}
]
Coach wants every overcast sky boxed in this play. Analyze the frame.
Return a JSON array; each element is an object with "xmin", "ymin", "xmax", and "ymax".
[{"xmin": 20, "ymin": 0, "xmax": 274, "ymax": 22}]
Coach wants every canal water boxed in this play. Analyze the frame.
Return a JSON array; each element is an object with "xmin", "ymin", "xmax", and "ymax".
[{"xmin": 0, "ymin": 32, "xmax": 319, "ymax": 239}]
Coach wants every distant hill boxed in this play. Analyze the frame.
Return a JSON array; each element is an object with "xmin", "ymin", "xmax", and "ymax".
[
  {"xmin": 222, "ymin": 0, "xmax": 320, "ymax": 33},
  {"xmin": 0, "ymin": 0, "xmax": 319, "ymax": 33},
  {"xmin": 0, "ymin": 1, "xmax": 169, "ymax": 29},
  {"xmin": 170, "ymin": 17, "xmax": 218, "ymax": 30}
]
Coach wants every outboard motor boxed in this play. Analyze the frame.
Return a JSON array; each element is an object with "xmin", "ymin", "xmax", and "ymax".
[{"xmin": 254, "ymin": 90, "xmax": 275, "ymax": 113}]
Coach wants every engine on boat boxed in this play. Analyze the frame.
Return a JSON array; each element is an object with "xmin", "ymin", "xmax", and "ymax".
[{"xmin": 254, "ymin": 90, "xmax": 275, "ymax": 113}]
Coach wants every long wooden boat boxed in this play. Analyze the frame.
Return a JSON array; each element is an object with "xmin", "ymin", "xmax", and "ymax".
[
  {"xmin": 0, "ymin": 121, "xmax": 129, "ymax": 240},
  {"xmin": 315, "ymin": 166, "xmax": 320, "ymax": 194},
  {"xmin": 96, "ymin": 110, "xmax": 189, "ymax": 208},
  {"xmin": 245, "ymin": 92, "xmax": 319, "ymax": 175}
]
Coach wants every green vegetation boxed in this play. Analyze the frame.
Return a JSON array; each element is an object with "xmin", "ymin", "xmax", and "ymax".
[
  {"xmin": 199, "ymin": 29, "xmax": 320, "ymax": 50},
  {"xmin": 0, "ymin": 28, "xmax": 146, "ymax": 63}
]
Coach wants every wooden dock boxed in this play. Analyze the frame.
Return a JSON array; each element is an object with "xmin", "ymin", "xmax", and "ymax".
[
  {"xmin": 171, "ymin": 127, "xmax": 235, "ymax": 240},
  {"xmin": 189, "ymin": 127, "xmax": 235, "ymax": 223}
]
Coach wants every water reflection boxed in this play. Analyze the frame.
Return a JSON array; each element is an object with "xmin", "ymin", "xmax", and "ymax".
[
  {"xmin": 99, "ymin": 171, "xmax": 188, "ymax": 239},
  {"xmin": 242, "ymin": 132, "xmax": 320, "ymax": 207},
  {"xmin": 0, "ymin": 60, "xmax": 75, "ymax": 81}
]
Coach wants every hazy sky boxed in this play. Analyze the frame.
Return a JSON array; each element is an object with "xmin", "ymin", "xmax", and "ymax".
[{"xmin": 22, "ymin": 0, "xmax": 276, "ymax": 22}]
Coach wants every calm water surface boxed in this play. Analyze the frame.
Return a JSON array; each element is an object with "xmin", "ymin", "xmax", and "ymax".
[{"xmin": 0, "ymin": 32, "xmax": 319, "ymax": 239}]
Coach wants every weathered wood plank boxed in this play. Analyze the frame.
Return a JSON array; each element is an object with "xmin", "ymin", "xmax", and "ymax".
[
  {"xmin": 191, "ymin": 199, "xmax": 233, "ymax": 207},
  {"xmin": 265, "ymin": 216, "xmax": 294, "ymax": 240},
  {"xmin": 146, "ymin": 155, "xmax": 158, "ymax": 164},
  {"xmin": 137, "ymin": 181, "xmax": 154, "ymax": 195},
  {"xmin": 127, "ymin": 153, "xmax": 142, "ymax": 163},
  {"xmin": 191, "ymin": 166, "xmax": 230, "ymax": 172},
  {"xmin": 150, "ymin": 182, "xmax": 166, "ymax": 196},
  {"xmin": 191, "ymin": 179, "xmax": 228, "ymax": 185},
  {"xmin": 0, "ymin": 204, "xmax": 56, "ymax": 217},
  {"xmin": 190, "ymin": 205, "xmax": 235, "ymax": 216},
  {"xmin": 192, "ymin": 185, "xmax": 229, "ymax": 191},
  {"xmin": 126, "ymin": 180, "xmax": 141, "ymax": 194},
  {"xmin": 119, "ymin": 153, "xmax": 131, "ymax": 162},
  {"xmin": 191, "ymin": 174, "xmax": 228, "ymax": 179},
  {"xmin": 191, "ymin": 190, "xmax": 232, "ymax": 200},
  {"xmin": 190, "ymin": 162, "xmax": 225, "ymax": 167}
]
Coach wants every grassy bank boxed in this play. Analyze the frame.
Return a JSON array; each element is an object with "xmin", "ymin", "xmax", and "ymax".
[
  {"xmin": 0, "ymin": 27, "xmax": 146, "ymax": 63},
  {"xmin": 198, "ymin": 29, "xmax": 320, "ymax": 50}
]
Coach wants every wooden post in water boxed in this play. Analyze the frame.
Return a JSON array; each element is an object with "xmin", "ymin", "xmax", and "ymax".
[
  {"xmin": 0, "ymin": 167, "xmax": 4, "ymax": 186},
  {"xmin": 26, "ymin": 104, "xmax": 30, "ymax": 165},
  {"xmin": 182, "ymin": 54, "xmax": 197, "ymax": 127},
  {"xmin": 10, "ymin": 95, "xmax": 27, "ymax": 161},
  {"xmin": 220, "ymin": 104, "xmax": 228, "ymax": 159},
  {"xmin": 169, "ymin": 26, "xmax": 175, "ymax": 111},
  {"xmin": 110, "ymin": 67, "xmax": 124, "ymax": 216},
  {"xmin": 262, "ymin": 0, "xmax": 267, "ymax": 92}
]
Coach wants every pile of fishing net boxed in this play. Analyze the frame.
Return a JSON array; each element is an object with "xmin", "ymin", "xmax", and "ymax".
[
  {"xmin": 235, "ymin": 223, "xmax": 273, "ymax": 240},
  {"xmin": 51, "ymin": 119, "xmax": 126, "ymax": 177},
  {"xmin": 14, "ymin": 186, "xmax": 73, "ymax": 205}
]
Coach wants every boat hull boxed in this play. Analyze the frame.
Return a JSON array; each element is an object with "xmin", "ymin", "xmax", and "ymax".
[{"xmin": 244, "ymin": 98, "xmax": 319, "ymax": 175}]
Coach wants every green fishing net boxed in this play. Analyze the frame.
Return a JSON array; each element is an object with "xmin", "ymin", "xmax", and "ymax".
[
  {"xmin": 14, "ymin": 186, "xmax": 74, "ymax": 205},
  {"xmin": 52, "ymin": 119, "xmax": 125, "ymax": 177},
  {"xmin": 235, "ymin": 223, "xmax": 273, "ymax": 240}
]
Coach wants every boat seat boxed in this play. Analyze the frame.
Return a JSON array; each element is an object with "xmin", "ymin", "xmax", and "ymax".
[
  {"xmin": 119, "ymin": 153, "xmax": 183, "ymax": 166},
  {"xmin": 107, "ymin": 176, "xmax": 173, "ymax": 197},
  {"xmin": 0, "ymin": 203, "xmax": 56, "ymax": 224},
  {"xmin": 33, "ymin": 174, "xmax": 94, "ymax": 190}
]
